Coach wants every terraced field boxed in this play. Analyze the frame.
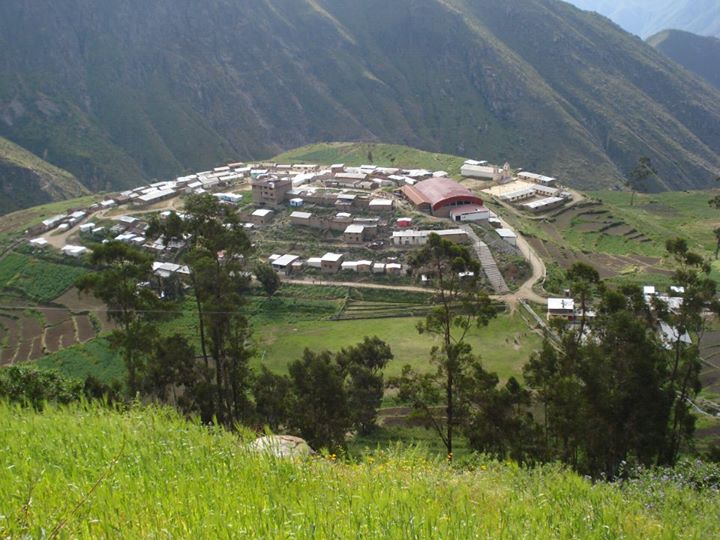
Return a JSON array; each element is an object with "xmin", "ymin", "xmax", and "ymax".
[
  {"xmin": 503, "ymin": 190, "xmax": 720, "ymax": 285},
  {"xmin": 0, "ymin": 278, "xmax": 113, "ymax": 366}
]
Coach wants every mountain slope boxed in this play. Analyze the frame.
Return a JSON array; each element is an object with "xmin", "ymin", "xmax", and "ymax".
[
  {"xmin": 567, "ymin": 1, "xmax": 720, "ymax": 38},
  {"xmin": 648, "ymin": 30, "xmax": 720, "ymax": 90},
  {"xmin": 0, "ymin": 136, "xmax": 88, "ymax": 214},
  {"xmin": 0, "ymin": 0, "xmax": 719, "ymax": 193}
]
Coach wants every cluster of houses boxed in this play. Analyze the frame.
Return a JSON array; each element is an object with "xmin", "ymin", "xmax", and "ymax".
[
  {"xmin": 269, "ymin": 252, "xmax": 404, "ymax": 277},
  {"xmin": 457, "ymin": 157, "xmax": 571, "ymax": 215},
  {"xmin": 547, "ymin": 284, "xmax": 691, "ymax": 349},
  {"xmin": 482, "ymin": 179, "xmax": 571, "ymax": 214}
]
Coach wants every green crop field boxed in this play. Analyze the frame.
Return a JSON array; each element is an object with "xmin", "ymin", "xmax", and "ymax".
[
  {"xmin": 35, "ymin": 339, "xmax": 126, "ymax": 386},
  {"xmin": 0, "ymin": 253, "xmax": 87, "ymax": 302},
  {"xmin": 273, "ymin": 142, "xmax": 466, "ymax": 177},
  {"xmin": 1, "ymin": 403, "xmax": 718, "ymax": 538}
]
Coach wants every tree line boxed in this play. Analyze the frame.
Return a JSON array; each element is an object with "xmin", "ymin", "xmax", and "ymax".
[{"xmin": 3, "ymin": 193, "xmax": 717, "ymax": 478}]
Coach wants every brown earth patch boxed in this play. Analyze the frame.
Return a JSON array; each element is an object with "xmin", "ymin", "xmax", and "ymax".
[
  {"xmin": 28, "ymin": 337, "xmax": 43, "ymax": 361},
  {"xmin": 44, "ymin": 320, "xmax": 75, "ymax": 354},
  {"xmin": 75, "ymin": 315, "xmax": 96, "ymax": 343},
  {"xmin": 40, "ymin": 307, "xmax": 72, "ymax": 327},
  {"xmin": 0, "ymin": 315, "xmax": 19, "ymax": 364}
]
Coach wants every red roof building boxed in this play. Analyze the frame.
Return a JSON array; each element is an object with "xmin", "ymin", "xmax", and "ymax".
[{"xmin": 401, "ymin": 178, "xmax": 485, "ymax": 218}]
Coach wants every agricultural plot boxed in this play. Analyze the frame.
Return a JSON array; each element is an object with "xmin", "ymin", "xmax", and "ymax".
[
  {"xmin": 504, "ymin": 190, "xmax": 720, "ymax": 283},
  {"xmin": 0, "ymin": 253, "xmax": 87, "ymax": 302}
]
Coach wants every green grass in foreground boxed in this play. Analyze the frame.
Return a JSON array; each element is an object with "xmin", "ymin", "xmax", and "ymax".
[{"xmin": 1, "ymin": 402, "xmax": 718, "ymax": 538}]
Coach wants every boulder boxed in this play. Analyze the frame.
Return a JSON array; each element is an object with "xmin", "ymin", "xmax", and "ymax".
[{"xmin": 249, "ymin": 435, "xmax": 314, "ymax": 458}]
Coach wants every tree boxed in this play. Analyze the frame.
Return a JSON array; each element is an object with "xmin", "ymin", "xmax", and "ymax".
[
  {"xmin": 253, "ymin": 367, "xmax": 293, "ymax": 432},
  {"xmin": 713, "ymin": 228, "xmax": 720, "ymax": 260},
  {"xmin": 142, "ymin": 334, "xmax": 199, "ymax": 411},
  {"xmin": 460, "ymin": 373, "xmax": 539, "ymax": 462},
  {"xmin": 288, "ymin": 350, "xmax": 350, "ymax": 451},
  {"xmin": 254, "ymin": 262, "xmax": 281, "ymax": 298},
  {"xmin": 566, "ymin": 262, "xmax": 601, "ymax": 341},
  {"xmin": 149, "ymin": 194, "xmax": 255, "ymax": 426},
  {"xmin": 336, "ymin": 336, "xmax": 393, "ymax": 434},
  {"xmin": 392, "ymin": 234, "xmax": 497, "ymax": 457},
  {"xmin": 659, "ymin": 238, "xmax": 718, "ymax": 463},
  {"xmin": 626, "ymin": 156, "xmax": 656, "ymax": 206},
  {"xmin": 77, "ymin": 242, "xmax": 163, "ymax": 394},
  {"xmin": 524, "ymin": 253, "xmax": 718, "ymax": 478},
  {"xmin": 367, "ymin": 150, "xmax": 374, "ymax": 163}
]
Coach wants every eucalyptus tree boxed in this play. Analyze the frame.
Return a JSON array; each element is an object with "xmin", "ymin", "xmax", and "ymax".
[{"xmin": 392, "ymin": 233, "xmax": 498, "ymax": 457}]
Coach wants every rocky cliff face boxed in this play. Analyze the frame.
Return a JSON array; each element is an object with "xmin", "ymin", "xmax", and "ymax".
[{"xmin": 0, "ymin": 0, "xmax": 719, "ymax": 195}]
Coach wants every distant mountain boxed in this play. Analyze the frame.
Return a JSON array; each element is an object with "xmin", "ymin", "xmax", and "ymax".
[
  {"xmin": 0, "ymin": 0, "xmax": 719, "ymax": 197},
  {"xmin": 648, "ymin": 30, "xmax": 720, "ymax": 90},
  {"xmin": 0, "ymin": 136, "xmax": 88, "ymax": 214},
  {"xmin": 567, "ymin": 0, "xmax": 720, "ymax": 38}
]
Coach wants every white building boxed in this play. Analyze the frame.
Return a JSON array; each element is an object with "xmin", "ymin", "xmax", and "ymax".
[
  {"xmin": 496, "ymin": 228, "xmax": 518, "ymax": 246},
  {"xmin": 61, "ymin": 245, "xmax": 89, "ymax": 257},
  {"xmin": 391, "ymin": 229, "xmax": 468, "ymax": 247}
]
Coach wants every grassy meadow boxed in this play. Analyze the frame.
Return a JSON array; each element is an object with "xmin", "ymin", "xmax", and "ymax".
[
  {"xmin": 273, "ymin": 142, "xmax": 467, "ymax": 177},
  {"xmin": 36, "ymin": 286, "xmax": 542, "ymax": 385},
  {"xmin": 1, "ymin": 402, "xmax": 718, "ymax": 539}
]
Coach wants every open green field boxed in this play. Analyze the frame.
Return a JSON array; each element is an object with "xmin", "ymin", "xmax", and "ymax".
[
  {"xmin": 37, "ymin": 287, "xmax": 540, "ymax": 385},
  {"xmin": 273, "ymin": 142, "xmax": 466, "ymax": 177},
  {"xmin": 256, "ymin": 309, "xmax": 540, "ymax": 380},
  {"xmin": 1, "ymin": 402, "xmax": 718, "ymax": 538}
]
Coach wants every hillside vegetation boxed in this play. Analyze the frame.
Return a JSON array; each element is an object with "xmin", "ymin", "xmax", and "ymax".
[
  {"xmin": 1, "ymin": 402, "xmax": 718, "ymax": 538},
  {"xmin": 1, "ymin": 0, "xmax": 719, "ymax": 208},
  {"xmin": 0, "ymin": 136, "xmax": 87, "ymax": 214},
  {"xmin": 648, "ymin": 30, "xmax": 720, "ymax": 90},
  {"xmin": 274, "ymin": 142, "xmax": 467, "ymax": 176}
]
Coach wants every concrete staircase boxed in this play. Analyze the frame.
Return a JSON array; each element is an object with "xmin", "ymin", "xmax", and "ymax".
[{"xmin": 461, "ymin": 225, "xmax": 510, "ymax": 294}]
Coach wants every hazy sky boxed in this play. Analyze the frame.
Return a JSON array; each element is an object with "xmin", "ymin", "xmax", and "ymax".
[{"xmin": 566, "ymin": 0, "xmax": 720, "ymax": 39}]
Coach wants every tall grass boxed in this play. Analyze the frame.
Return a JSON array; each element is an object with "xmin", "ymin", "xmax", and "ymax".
[{"xmin": 1, "ymin": 402, "xmax": 718, "ymax": 538}]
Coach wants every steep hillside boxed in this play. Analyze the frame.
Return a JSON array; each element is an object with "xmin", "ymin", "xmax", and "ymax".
[
  {"xmin": 1, "ymin": 403, "xmax": 719, "ymax": 537},
  {"xmin": 568, "ymin": 0, "xmax": 720, "ymax": 38},
  {"xmin": 0, "ymin": 0, "xmax": 719, "ymax": 192},
  {"xmin": 649, "ymin": 30, "xmax": 720, "ymax": 90},
  {"xmin": 0, "ymin": 136, "xmax": 88, "ymax": 214}
]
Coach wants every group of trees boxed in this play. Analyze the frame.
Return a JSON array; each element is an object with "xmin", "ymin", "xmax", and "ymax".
[
  {"xmin": 255, "ymin": 337, "xmax": 392, "ymax": 449},
  {"xmin": 523, "ymin": 247, "xmax": 712, "ymax": 477},
  {"xmin": 73, "ymin": 194, "xmax": 392, "ymax": 450},
  {"xmin": 391, "ymin": 234, "xmax": 717, "ymax": 477}
]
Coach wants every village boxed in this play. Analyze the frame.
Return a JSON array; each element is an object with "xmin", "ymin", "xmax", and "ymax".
[{"xmin": 22, "ymin": 154, "xmax": 628, "ymax": 322}]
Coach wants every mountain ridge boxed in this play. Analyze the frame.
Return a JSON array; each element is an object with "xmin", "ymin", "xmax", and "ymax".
[
  {"xmin": 0, "ymin": 135, "xmax": 88, "ymax": 214},
  {"xmin": 0, "ymin": 0, "xmax": 719, "ymax": 208},
  {"xmin": 567, "ymin": 0, "xmax": 720, "ymax": 38},
  {"xmin": 648, "ymin": 30, "xmax": 720, "ymax": 91}
]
